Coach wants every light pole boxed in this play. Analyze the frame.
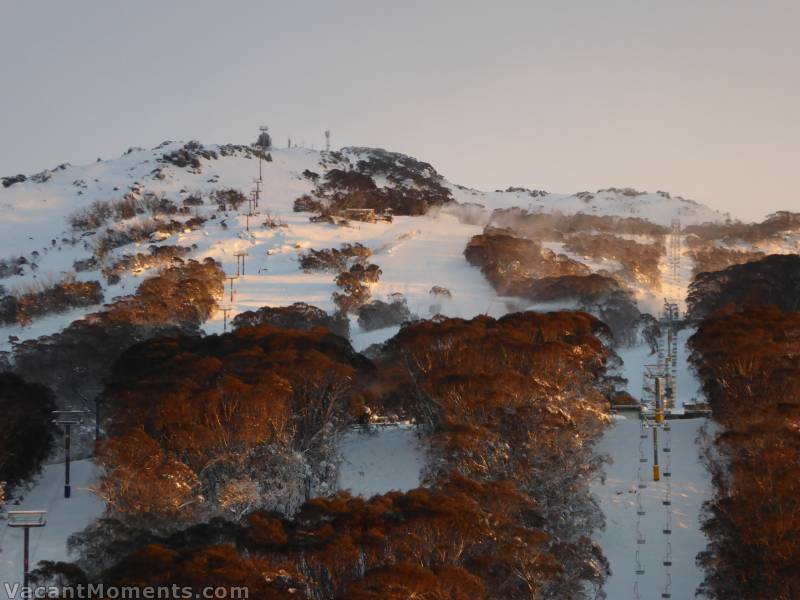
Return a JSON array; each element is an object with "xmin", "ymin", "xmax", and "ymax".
[
  {"xmin": 234, "ymin": 252, "xmax": 248, "ymax": 276},
  {"xmin": 227, "ymin": 275, "xmax": 239, "ymax": 302},
  {"xmin": 53, "ymin": 410, "xmax": 84, "ymax": 498},
  {"xmin": 220, "ymin": 305, "xmax": 232, "ymax": 332},
  {"xmin": 253, "ymin": 178, "xmax": 261, "ymax": 208},
  {"xmin": 7, "ymin": 510, "xmax": 47, "ymax": 591}
]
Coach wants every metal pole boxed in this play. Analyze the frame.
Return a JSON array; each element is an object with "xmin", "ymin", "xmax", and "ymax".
[
  {"xmin": 23, "ymin": 526, "xmax": 30, "ymax": 591},
  {"xmin": 655, "ymin": 377, "xmax": 664, "ymax": 423},
  {"xmin": 64, "ymin": 423, "xmax": 71, "ymax": 498},
  {"xmin": 652, "ymin": 427, "xmax": 661, "ymax": 481}
]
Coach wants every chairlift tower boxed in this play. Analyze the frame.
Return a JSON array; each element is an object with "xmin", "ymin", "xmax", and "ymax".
[
  {"xmin": 53, "ymin": 410, "xmax": 86, "ymax": 498},
  {"xmin": 253, "ymin": 178, "xmax": 261, "ymax": 207},
  {"xmin": 669, "ymin": 218, "xmax": 681, "ymax": 288},
  {"xmin": 234, "ymin": 251, "xmax": 248, "ymax": 277},
  {"xmin": 219, "ymin": 305, "xmax": 232, "ymax": 332},
  {"xmin": 7, "ymin": 510, "xmax": 47, "ymax": 591},
  {"xmin": 227, "ymin": 275, "xmax": 239, "ymax": 302},
  {"xmin": 324, "ymin": 130, "xmax": 330, "ymax": 152}
]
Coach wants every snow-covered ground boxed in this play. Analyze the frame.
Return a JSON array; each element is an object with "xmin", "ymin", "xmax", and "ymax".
[
  {"xmin": 0, "ymin": 141, "xmax": 759, "ymax": 596},
  {"xmin": 597, "ymin": 316, "xmax": 711, "ymax": 598},
  {"xmin": 336, "ymin": 424, "xmax": 426, "ymax": 497},
  {"xmin": 594, "ymin": 416, "xmax": 712, "ymax": 600},
  {"xmin": 0, "ymin": 141, "xmax": 735, "ymax": 352},
  {"xmin": 0, "ymin": 460, "xmax": 103, "ymax": 598}
]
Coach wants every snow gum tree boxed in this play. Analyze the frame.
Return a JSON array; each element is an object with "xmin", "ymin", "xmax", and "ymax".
[
  {"xmin": 97, "ymin": 324, "xmax": 371, "ymax": 524},
  {"xmin": 376, "ymin": 311, "xmax": 616, "ymax": 598}
]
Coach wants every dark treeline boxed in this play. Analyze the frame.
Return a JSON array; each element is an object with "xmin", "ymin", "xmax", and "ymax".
[
  {"xmin": 0, "ymin": 373, "xmax": 57, "ymax": 502},
  {"xmin": 51, "ymin": 310, "xmax": 617, "ymax": 600},
  {"xmin": 232, "ymin": 302, "xmax": 350, "ymax": 338},
  {"xmin": 688, "ymin": 252, "xmax": 800, "ymax": 598},
  {"xmin": 294, "ymin": 148, "xmax": 453, "ymax": 219},
  {"xmin": 687, "ymin": 254, "xmax": 800, "ymax": 319},
  {"xmin": 10, "ymin": 259, "xmax": 223, "ymax": 424}
]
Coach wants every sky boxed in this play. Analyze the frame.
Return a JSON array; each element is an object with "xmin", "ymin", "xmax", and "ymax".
[{"xmin": 1, "ymin": 0, "xmax": 798, "ymax": 221}]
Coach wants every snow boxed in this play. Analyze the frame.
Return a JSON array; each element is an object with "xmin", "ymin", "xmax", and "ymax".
[
  {"xmin": 0, "ymin": 141, "xmax": 769, "ymax": 595},
  {"xmin": 336, "ymin": 424, "xmax": 426, "ymax": 497},
  {"xmin": 597, "ymin": 317, "xmax": 711, "ymax": 598},
  {"xmin": 594, "ymin": 416, "xmax": 712, "ymax": 600},
  {"xmin": 448, "ymin": 185, "xmax": 726, "ymax": 228},
  {"xmin": 0, "ymin": 141, "xmax": 741, "ymax": 355},
  {"xmin": 0, "ymin": 460, "xmax": 103, "ymax": 596},
  {"xmin": 616, "ymin": 327, "xmax": 703, "ymax": 408}
]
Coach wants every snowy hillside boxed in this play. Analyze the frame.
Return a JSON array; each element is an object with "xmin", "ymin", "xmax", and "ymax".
[
  {"xmin": 0, "ymin": 141, "xmax": 731, "ymax": 354},
  {"xmin": 2, "ymin": 140, "xmax": 793, "ymax": 599}
]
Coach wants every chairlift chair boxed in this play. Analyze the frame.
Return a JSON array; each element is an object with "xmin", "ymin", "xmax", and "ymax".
[{"xmin": 6, "ymin": 510, "xmax": 47, "ymax": 527}]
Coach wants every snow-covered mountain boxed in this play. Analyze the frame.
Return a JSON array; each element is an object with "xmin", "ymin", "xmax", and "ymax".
[
  {"xmin": 0, "ymin": 140, "xmax": 730, "ymax": 353},
  {"xmin": 2, "ymin": 141, "xmax": 796, "ymax": 600}
]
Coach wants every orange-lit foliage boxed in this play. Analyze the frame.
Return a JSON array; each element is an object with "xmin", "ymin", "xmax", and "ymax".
[
  {"xmin": 102, "ymin": 258, "xmax": 223, "ymax": 325},
  {"xmin": 232, "ymin": 302, "xmax": 349, "ymax": 338},
  {"xmin": 90, "ymin": 311, "xmax": 615, "ymax": 599},
  {"xmin": 99, "ymin": 324, "xmax": 372, "ymax": 520},
  {"xmin": 342, "ymin": 564, "xmax": 486, "ymax": 600},
  {"xmin": 689, "ymin": 306, "xmax": 800, "ymax": 599},
  {"xmin": 377, "ymin": 312, "xmax": 614, "ymax": 597},
  {"xmin": 332, "ymin": 263, "xmax": 381, "ymax": 313},
  {"xmin": 464, "ymin": 228, "xmax": 590, "ymax": 294},
  {"xmin": 102, "ymin": 474, "xmax": 558, "ymax": 600},
  {"xmin": 104, "ymin": 543, "xmax": 306, "ymax": 600},
  {"xmin": 688, "ymin": 245, "xmax": 765, "ymax": 277},
  {"xmin": 563, "ymin": 233, "xmax": 664, "ymax": 287},
  {"xmin": 464, "ymin": 228, "xmax": 640, "ymax": 344},
  {"xmin": 488, "ymin": 207, "xmax": 668, "ymax": 240},
  {"xmin": 684, "ymin": 211, "xmax": 800, "ymax": 245},
  {"xmin": 1, "ymin": 279, "xmax": 104, "ymax": 326}
]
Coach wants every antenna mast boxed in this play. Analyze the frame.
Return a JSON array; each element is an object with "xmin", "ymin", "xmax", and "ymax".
[{"xmin": 257, "ymin": 125, "xmax": 270, "ymax": 182}]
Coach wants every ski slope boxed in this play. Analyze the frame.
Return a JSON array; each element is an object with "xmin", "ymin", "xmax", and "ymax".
[
  {"xmin": 336, "ymin": 424, "xmax": 427, "ymax": 498},
  {"xmin": 595, "ymin": 416, "xmax": 712, "ymax": 600},
  {"xmin": 0, "ymin": 460, "xmax": 103, "ymax": 599},
  {"xmin": 0, "ymin": 142, "xmax": 730, "ymax": 352},
  {"xmin": 0, "ymin": 140, "xmax": 751, "ymax": 597}
]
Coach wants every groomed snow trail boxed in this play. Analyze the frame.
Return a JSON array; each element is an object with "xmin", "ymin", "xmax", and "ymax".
[
  {"xmin": 0, "ymin": 460, "xmax": 103, "ymax": 599},
  {"xmin": 593, "ymin": 318, "xmax": 712, "ymax": 599},
  {"xmin": 594, "ymin": 416, "xmax": 711, "ymax": 600}
]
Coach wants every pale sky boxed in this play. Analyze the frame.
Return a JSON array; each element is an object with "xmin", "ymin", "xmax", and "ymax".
[{"xmin": 1, "ymin": 0, "xmax": 798, "ymax": 221}]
